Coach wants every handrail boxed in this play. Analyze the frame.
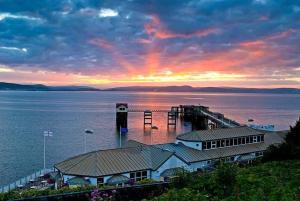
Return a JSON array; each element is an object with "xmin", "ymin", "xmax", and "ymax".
[{"xmin": 0, "ymin": 168, "xmax": 54, "ymax": 193}]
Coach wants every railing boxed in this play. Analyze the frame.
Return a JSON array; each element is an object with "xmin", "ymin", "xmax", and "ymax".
[
  {"xmin": 0, "ymin": 168, "xmax": 54, "ymax": 193},
  {"xmin": 201, "ymin": 110, "xmax": 239, "ymax": 128}
]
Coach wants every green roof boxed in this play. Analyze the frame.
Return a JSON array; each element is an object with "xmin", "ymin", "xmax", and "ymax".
[
  {"xmin": 176, "ymin": 126, "xmax": 264, "ymax": 142},
  {"xmin": 55, "ymin": 130, "xmax": 284, "ymax": 177},
  {"xmin": 55, "ymin": 145, "xmax": 174, "ymax": 177},
  {"xmin": 157, "ymin": 132, "xmax": 284, "ymax": 163}
]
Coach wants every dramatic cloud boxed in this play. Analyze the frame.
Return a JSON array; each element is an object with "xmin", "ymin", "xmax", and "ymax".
[{"xmin": 0, "ymin": 0, "xmax": 299, "ymax": 87}]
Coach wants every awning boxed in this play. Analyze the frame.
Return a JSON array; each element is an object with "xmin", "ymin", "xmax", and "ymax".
[
  {"xmin": 161, "ymin": 167, "xmax": 185, "ymax": 177},
  {"xmin": 66, "ymin": 177, "xmax": 90, "ymax": 186},
  {"xmin": 107, "ymin": 175, "xmax": 130, "ymax": 185}
]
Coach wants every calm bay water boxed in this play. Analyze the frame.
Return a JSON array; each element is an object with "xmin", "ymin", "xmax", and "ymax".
[{"xmin": 0, "ymin": 91, "xmax": 299, "ymax": 186}]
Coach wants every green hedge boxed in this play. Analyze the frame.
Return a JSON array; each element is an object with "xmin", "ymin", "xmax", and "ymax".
[
  {"xmin": 144, "ymin": 160, "xmax": 300, "ymax": 201},
  {"xmin": 0, "ymin": 186, "xmax": 96, "ymax": 201}
]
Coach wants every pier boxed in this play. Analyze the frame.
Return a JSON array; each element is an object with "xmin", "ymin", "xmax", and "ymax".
[{"xmin": 116, "ymin": 103, "xmax": 240, "ymax": 130}]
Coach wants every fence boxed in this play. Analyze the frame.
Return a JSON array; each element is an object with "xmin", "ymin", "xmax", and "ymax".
[
  {"xmin": 12, "ymin": 182, "xmax": 170, "ymax": 201},
  {"xmin": 0, "ymin": 168, "xmax": 54, "ymax": 193}
]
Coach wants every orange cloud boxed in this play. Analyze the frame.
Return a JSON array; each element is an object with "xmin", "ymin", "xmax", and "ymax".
[
  {"xmin": 266, "ymin": 28, "xmax": 297, "ymax": 40},
  {"xmin": 89, "ymin": 38, "xmax": 136, "ymax": 74},
  {"xmin": 136, "ymin": 38, "xmax": 152, "ymax": 44},
  {"xmin": 144, "ymin": 15, "xmax": 220, "ymax": 39},
  {"xmin": 86, "ymin": 27, "xmax": 298, "ymax": 87},
  {"xmin": 89, "ymin": 38, "xmax": 114, "ymax": 49}
]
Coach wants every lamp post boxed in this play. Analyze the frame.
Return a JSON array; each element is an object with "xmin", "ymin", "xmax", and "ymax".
[
  {"xmin": 84, "ymin": 129, "xmax": 94, "ymax": 153},
  {"xmin": 43, "ymin": 131, "xmax": 53, "ymax": 170}
]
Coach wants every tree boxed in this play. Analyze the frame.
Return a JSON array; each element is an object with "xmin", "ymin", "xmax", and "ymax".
[
  {"xmin": 263, "ymin": 117, "xmax": 300, "ymax": 161},
  {"xmin": 214, "ymin": 162, "xmax": 238, "ymax": 197}
]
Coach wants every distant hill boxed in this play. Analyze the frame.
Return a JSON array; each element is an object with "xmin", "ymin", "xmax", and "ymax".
[
  {"xmin": 105, "ymin": 86, "xmax": 300, "ymax": 94},
  {"xmin": 0, "ymin": 82, "xmax": 100, "ymax": 91},
  {"xmin": 1, "ymin": 82, "xmax": 299, "ymax": 94}
]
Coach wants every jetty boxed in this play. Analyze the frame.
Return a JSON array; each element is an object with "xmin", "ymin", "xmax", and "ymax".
[{"xmin": 116, "ymin": 103, "xmax": 240, "ymax": 130}]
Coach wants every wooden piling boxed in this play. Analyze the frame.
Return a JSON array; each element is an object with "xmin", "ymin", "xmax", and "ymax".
[
  {"xmin": 167, "ymin": 111, "xmax": 176, "ymax": 128},
  {"xmin": 144, "ymin": 110, "xmax": 152, "ymax": 127}
]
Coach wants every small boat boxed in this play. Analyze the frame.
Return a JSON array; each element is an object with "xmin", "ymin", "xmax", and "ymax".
[
  {"xmin": 151, "ymin": 126, "xmax": 158, "ymax": 129},
  {"xmin": 248, "ymin": 124, "xmax": 275, "ymax": 131},
  {"xmin": 85, "ymin": 129, "xmax": 94, "ymax": 134},
  {"xmin": 248, "ymin": 119, "xmax": 254, "ymax": 122}
]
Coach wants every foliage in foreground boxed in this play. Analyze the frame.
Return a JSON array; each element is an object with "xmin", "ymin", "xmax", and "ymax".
[
  {"xmin": 263, "ymin": 117, "xmax": 300, "ymax": 161},
  {"xmin": 143, "ymin": 160, "xmax": 300, "ymax": 201},
  {"xmin": 0, "ymin": 185, "xmax": 94, "ymax": 201}
]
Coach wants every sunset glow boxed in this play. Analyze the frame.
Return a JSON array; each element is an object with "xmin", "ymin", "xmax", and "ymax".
[{"xmin": 0, "ymin": 0, "xmax": 299, "ymax": 88}]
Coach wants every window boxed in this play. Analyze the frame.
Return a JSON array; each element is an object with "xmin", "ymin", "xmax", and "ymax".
[
  {"xmin": 97, "ymin": 177, "xmax": 104, "ymax": 186},
  {"xmin": 130, "ymin": 171, "xmax": 148, "ymax": 182},
  {"xmin": 225, "ymin": 156, "xmax": 235, "ymax": 162},
  {"xmin": 238, "ymin": 138, "xmax": 242, "ymax": 145},
  {"xmin": 261, "ymin": 135, "xmax": 264, "ymax": 142},
  {"xmin": 250, "ymin": 136, "xmax": 253, "ymax": 143},
  {"xmin": 234, "ymin": 138, "xmax": 238, "ymax": 146},
  {"xmin": 253, "ymin": 136, "xmax": 257, "ymax": 143},
  {"xmin": 257, "ymin": 135, "xmax": 261, "ymax": 142},
  {"xmin": 217, "ymin": 140, "xmax": 221, "ymax": 148},
  {"xmin": 246, "ymin": 136, "xmax": 250, "ymax": 143},
  {"xmin": 211, "ymin": 141, "xmax": 216, "ymax": 149},
  {"xmin": 226, "ymin": 139, "xmax": 230, "ymax": 147},
  {"xmin": 242, "ymin": 137, "xmax": 246, "ymax": 144},
  {"xmin": 142, "ymin": 171, "xmax": 147, "ymax": 180},
  {"xmin": 230, "ymin": 139, "xmax": 233, "ymax": 146},
  {"xmin": 136, "ymin": 172, "xmax": 141, "ymax": 181},
  {"xmin": 202, "ymin": 142, "xmax": 206, "ymax": 149},
  {"xmin": 255, "ymin": 151, "xmax": 263, "ymax": 157},
  {"xmin": 207, "ymin": 141, "xmax": 211, "ymax": 149},
  {"xmin": 221, "ymin": 140, "xmax": 225, "ymax": 147}
]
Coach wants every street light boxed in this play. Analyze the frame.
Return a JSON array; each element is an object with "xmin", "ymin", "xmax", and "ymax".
[
  {"xmin": 84, "ymin": 129, "xmax": 94, "ymax": 153},
  {"xmin": 43, "ymin": 131, "xmax": 53, "ymax": 170}
]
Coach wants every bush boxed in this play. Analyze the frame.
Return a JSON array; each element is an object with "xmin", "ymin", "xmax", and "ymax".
[
  {"xmin": 145, "ymin": 160, "xmax": 300, "ymax": 201},
  {"xmin": 137, "ymin": 178, "xmax": 157, "ymax": 185},
  {"xmin": 142, "ymin": 188, "xmax": 209, "ymax": 201},
  {"xmin": 263, "ymin": 117, "xmax": 300, "ymax": 162}
]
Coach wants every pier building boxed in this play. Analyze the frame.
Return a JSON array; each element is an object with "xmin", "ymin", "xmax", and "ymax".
[{"xmin": 54, "ymin": 126, "xmax": 284, "ymax": 187}]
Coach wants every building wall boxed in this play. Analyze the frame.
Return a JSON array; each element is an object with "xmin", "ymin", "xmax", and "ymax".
[
  {"xmin": 62, "ymin": 171, "xmax": 151, "ymax": 186},
  {"xmin": 151, "ymin": 155, "xmax": 189, "ymax": 181},
  {"xmin": 189, "ymin": 160, "xmax": 210, "ymax": 171},
  {"xmin": 176, "ymin": 140, "xmax": 202, "ymax": 150}
]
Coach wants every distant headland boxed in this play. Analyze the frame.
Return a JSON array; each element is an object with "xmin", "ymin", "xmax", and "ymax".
[{"xmin": 0, "ymin": 82, "xmax": 300, "ymax": 94}]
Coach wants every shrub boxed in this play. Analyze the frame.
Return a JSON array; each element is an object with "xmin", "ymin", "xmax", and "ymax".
[{"xmin": 263, "ymin": 117, "xmax": 300, "ymax": 162}]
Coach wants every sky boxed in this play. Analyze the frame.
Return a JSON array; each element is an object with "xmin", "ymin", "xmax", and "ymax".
[{"xmin": 0, "ymin": 0, "xmax": 299, "ymax": 88}]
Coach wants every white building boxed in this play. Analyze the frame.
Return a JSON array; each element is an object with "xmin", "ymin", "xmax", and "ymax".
[{"xmin": 54, "ymin": 126, "xmax": 284, "ymax": 186}]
